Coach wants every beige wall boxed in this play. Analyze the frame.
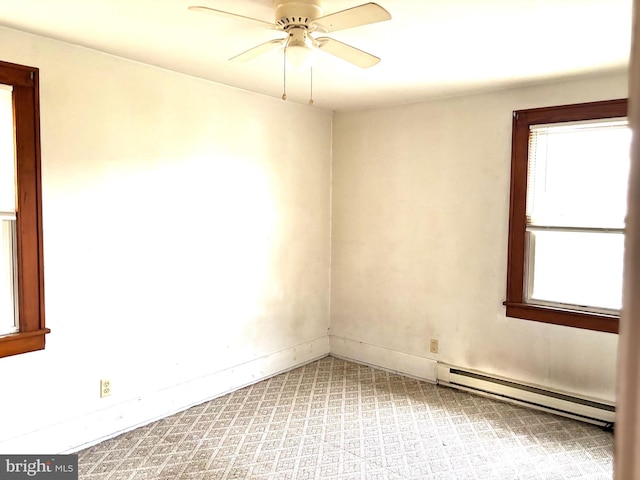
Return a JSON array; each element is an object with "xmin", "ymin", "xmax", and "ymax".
[
  {"xmin": 0, "ymin": 26, "xmax": 332, "ymax": 452},
  {"xmin": 331, "ymin": 72, "xmax": 626, "ymax": 402}
]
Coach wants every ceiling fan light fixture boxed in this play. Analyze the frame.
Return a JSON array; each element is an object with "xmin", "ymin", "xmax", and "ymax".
[
  {"xmin": 284, "ymin": 28, "xmax": 316, "ymax": 70},
  {"xmin": 285, "ymin": 44, "xmax": 316, "ymax": 70}
]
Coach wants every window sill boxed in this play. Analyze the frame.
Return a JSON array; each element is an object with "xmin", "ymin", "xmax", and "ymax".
[
  {"xmin": 0, "ymin": 329, "xmax": 51, "ymax": 358},
  {"xmin": 504, "ymin": 302, "xmax": 619, "ymax": 334}
]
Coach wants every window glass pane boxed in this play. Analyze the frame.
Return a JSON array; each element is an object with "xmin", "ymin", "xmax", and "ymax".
[
  {"xmin": 527, "ymin": 120, "xmax": 631, "ymax": 229},
  {"xmin": 0, "ymin": 84, "xmax": 16, "ymax": 213},
  {"xmin": 527, "ymin": 230, "xmax": 624, "ymax": 311},
  {"xmin": 1, "ymin": 218, "xmax": 17, "ymax": 334}
]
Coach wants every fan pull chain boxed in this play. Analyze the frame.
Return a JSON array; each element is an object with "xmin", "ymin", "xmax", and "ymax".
[
  {"xmin": 282, "ymin": 49, "xmax": 287, "ymax": 101},
  {"xmin": 282, "ymin": 34, "xmax": 291, "ymax": 101},
  {"xmin": 308, "ymin": 67, "xmax": 314, "ymax": 106}
]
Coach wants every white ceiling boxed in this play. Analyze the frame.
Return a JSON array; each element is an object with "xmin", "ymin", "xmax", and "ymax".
[{"xmin": 0, "ymin": 0, "xmax": 632, "ymax": 111}]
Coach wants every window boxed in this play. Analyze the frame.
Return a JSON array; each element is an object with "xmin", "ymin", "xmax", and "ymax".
[
  {"xmin": 1, "ymin": 84, "xmax": 18, "ymax": 335},
  {"xmin": 0, "ymin": 60, "xmax": 48, "ymax": 358},
  {"xmin": 504, "ymin": 99, "xmax": 628, "ymax": 334}
]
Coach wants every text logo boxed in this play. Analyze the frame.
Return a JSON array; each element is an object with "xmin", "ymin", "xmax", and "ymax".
[{"xmin": 0, "ymin": 455, "xmax": 77, "ymax": 479}]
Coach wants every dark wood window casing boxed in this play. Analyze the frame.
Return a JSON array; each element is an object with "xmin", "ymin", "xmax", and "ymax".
[
  {"xmin": 0, "ymin": 60, "xmax": 48, "ymax": 358},
  {"xmin": 504, "ymin": 99, "xmax": 627, "ymax": 334}
]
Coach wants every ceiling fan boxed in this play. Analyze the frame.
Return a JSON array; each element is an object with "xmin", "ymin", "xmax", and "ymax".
[{"xmin": 188, "ymin": 0, "xmax": 391, "ymax": 69}]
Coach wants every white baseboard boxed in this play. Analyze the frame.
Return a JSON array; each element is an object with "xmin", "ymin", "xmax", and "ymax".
[
  {"xmin": 0, "ymin": 336, "xmax": 329, "ymax": 455},
  {"xmin": 329, "ymin": 335, "xmax": 438, "ymax": 383}
]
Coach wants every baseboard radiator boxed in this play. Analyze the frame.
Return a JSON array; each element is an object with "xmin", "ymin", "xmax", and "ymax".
[{"xmin": 437, "ymin": 363, "xmax": 615, "ymax": 427}]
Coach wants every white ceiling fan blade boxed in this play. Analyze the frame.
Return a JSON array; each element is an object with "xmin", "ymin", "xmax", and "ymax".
[
  {"xmin": 311, "ymin": 3, "xmax": 391, "ymax": 33},
  {"xmin": 315, "ymin": 37, "xmax": 380, "ymax": 68},
  {"xmin": 229, "ymin": 39, "xmax": 286, "ymax": 62},
  {"xmin": 188, "ymin": 6, "xmax": 276, "ymax": 29}
]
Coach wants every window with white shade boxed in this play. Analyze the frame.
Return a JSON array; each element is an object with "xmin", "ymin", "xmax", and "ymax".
[
  {"xmin": 0, "ymin": 84, "xmax": 18, "ymax": 335},
  {"xmin": 526, "ymin": 119, "xmax": 630, "ymax": 312},
  {"xmin": 505, "ymin": 99, "xmax": 628, "ymax": 333}
]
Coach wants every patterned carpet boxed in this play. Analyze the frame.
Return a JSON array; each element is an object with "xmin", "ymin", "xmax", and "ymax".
[{"xmin": 77, "ymin": 356, "xmax": 613, "ymax": 479}]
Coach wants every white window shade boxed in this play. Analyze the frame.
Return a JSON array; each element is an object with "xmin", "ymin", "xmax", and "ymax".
[
  {"xmin": 527, "ymin": 119, "xmax": 631, "ymax": 229},
  {"xmin": 0, "ymin": 84, "xmax": 16, "ymax": 214}
]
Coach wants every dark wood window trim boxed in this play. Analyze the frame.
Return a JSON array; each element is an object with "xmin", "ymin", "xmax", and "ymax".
[
  {"xmin": 504, "ymin": 98, "xmax": 627, "ymax": 334},
  {"xmin": 0, "ymin": 60, "xmax": 48, "ymax": 358}
]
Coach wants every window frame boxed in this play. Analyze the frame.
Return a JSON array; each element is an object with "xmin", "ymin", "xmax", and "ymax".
[
  {"xmin": 0, "ymin": 60, "xmax": 48, "ymax": 358},
  {"xmin": 504, "ymin": 99, "xmax": 627, "ymax": 334}
]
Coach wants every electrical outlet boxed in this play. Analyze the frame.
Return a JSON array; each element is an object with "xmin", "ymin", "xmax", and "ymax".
[
  {"xmin": 100, "ymin": 379, "xmax": 112, "ymax": 398},
  {"xmin": 429, "ymin": 339, "xmax": 439, "ymax": 354}
]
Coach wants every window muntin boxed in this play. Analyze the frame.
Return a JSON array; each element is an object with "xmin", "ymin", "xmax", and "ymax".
[{"xmin": 505, "ymin": 99, "xmax": 628, "ymax": 334}]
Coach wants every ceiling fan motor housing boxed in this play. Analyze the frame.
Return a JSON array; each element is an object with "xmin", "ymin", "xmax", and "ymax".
[
  {"xmin": 287, "ymin": 27, "xmax": 314, "ymax": 48},
  {"xmin": 274, "ymin": 0, "xmax": 323, "ymax": 28}
]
